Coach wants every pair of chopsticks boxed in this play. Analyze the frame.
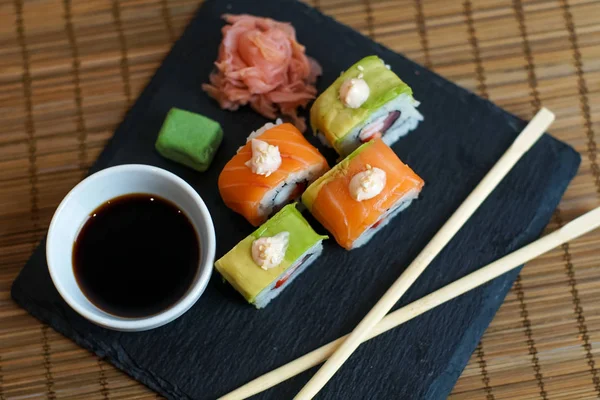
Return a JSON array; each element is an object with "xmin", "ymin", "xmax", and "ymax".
[
  {"xmin": 220, "ymin": 108, "xmax": 600, "ymax": 400},
  {"xmin": 222, "ymin": 205, "xmax": 600, "ymax": 400}
]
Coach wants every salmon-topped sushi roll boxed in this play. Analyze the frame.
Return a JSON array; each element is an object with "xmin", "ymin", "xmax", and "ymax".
[
  {"xmin": 219, "ymin": 120, "xmax": 329, "ymax": 226},
  {"xmin": 302, "ymin": 139, "xmax": 424, "ymax": 250}
]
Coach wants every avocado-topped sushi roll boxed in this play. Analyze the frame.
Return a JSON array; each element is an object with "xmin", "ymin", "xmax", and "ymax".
[
  {"xmin": 310, "ymin": 56, "xmax": 423, "ymax": 156},
  {"xmin": 215, "ymin": 204, "xmax": 327, "ymax": 308},
  {"xmin": 218, "ymin": 120, "xmax": 329, "ymax": 226},
  {"xmin": 302, "ymin": 139, "xmax": 424, "ymax": 250}
]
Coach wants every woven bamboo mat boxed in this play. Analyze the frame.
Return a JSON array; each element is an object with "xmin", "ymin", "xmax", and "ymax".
[{"xmin": 0, "ymin": 0, "xmax": 599, "ymax": 398}]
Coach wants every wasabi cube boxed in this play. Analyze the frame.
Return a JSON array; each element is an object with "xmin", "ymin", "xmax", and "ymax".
[
  {"xmin": 155, "ymin": 108, "xmax": 223, "ymax": 172},
  {"xmin": 215, "ymin": 204, "xmax": 327, "ymax": 308}
]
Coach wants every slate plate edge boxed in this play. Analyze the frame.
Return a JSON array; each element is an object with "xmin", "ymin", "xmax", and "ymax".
[{"xmin": 423, "ymin": 144, "xmax": 581, "ymax": 398}]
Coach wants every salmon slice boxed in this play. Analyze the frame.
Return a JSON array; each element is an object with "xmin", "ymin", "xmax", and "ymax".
[
  {"xmin": 218, "ymin": 123, "xmax": 329, "ymax": 226},
  {"xmin": 308, "ymin": 139, "xmax": 424, "ymax": 249}
]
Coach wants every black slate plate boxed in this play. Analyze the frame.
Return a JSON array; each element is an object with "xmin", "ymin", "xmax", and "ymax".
[{"xmin": 11, "ymin": 0, "xmax": 580, "ymax": 399}]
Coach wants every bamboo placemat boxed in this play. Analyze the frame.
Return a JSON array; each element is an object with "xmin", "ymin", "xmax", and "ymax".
[{"xmin": 0, "ymin": 0, "xmax": 598, "ymax": 399}]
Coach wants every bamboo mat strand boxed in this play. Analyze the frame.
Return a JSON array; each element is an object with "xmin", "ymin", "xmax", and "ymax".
[
  {"xmin": 464, "ymin": 4, "xmax": 497, "ymax": 394},
  {"xmin": 511, "ymin": 2, "xmax": 551, "ymax": 398},
  {"xmin": 63, "ymin": 0, "xmax": 88, "ymax": 172},
  {"xmin": 415, "ymin": 0, "xmax": 434, "ymax": 69},
  {"xmin": 0, "ymin": 0, "xmax": 599, "ymax": 399}
]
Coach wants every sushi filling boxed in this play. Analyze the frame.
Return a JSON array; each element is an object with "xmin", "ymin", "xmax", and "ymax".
[
  {"xmin": 253, "ymin": 242, "xmax": 324, "ymax": 308},
  {"xmin": 269, "ymin": 180, "xmax": 309, "ymax": 217},
  {"xmin": 359, "ymin": 111, "xmax": 401, "ymax": 142},
  {"xmin": 258, "ymin": 165, "xmax": 326, "ymax": 222},
  {"xmin": 273, "ymin": 253, "xmax": 312, "ymax": 289}
]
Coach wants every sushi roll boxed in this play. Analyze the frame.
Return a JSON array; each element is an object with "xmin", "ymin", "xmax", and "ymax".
[
  {"xmin": 310, "ymin": 55, "xmax": 423, "ymax": 156},
  {"xmin": 218, "ymin": 120, "xmax": 329, "ymax": 226},
  {"xmin": 302, "ymin": 139, "xmax": 424, "ymax": 250},
  {"xmin": 215, "ymin": 204, "xmax": 328, "ymax": 308}
]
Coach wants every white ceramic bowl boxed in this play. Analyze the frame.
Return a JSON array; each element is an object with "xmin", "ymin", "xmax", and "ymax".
[{"xmin": 46, "ymin": 164, "xmax": 215, "ymax": 331}]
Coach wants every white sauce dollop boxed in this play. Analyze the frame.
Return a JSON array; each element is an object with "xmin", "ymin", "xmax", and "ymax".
[
  {"xmin": 339, "ymin": 78, "xmax": 370, "ymax": 108},
  {"xmin": 251, "ymin": 232, "xmax": 289, "ymax": 270},
  {"xmin": 349, "ymin": 165, "xmax": 386, "ymax": 201},
  {"xmin": 245, "ymin": 139, "xmax": 281, "ymax": 176}
]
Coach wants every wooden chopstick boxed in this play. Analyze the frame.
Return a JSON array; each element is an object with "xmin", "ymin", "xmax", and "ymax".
[
  {"xmin": 220, "ymin": 206, "xmax": 600, "ymax": 400},
  {"xmin": 293, "ymin": 108, "xmax": 556, "ymax": 399}
]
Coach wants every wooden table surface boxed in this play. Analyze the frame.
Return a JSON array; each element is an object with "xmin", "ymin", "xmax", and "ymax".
[{"xmin": 1, "ymin": 0, "xmax": 599, "ymax": 399}]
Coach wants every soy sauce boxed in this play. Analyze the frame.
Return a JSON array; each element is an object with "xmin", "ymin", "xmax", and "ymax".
[{"xmin": 73, "ymin": 194, "xmax": 199, "ymax": 318}]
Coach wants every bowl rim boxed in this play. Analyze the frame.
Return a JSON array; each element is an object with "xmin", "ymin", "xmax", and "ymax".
[{"xmin": 46, "ymin": 164, "xmax": 215, "ymax": 332}]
